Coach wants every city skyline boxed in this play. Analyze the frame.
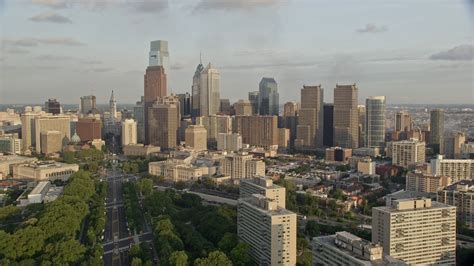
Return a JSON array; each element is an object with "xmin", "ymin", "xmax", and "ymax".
[{"xmin": 1, "ymin": 0, "xmax": 473, "ymax": 104}]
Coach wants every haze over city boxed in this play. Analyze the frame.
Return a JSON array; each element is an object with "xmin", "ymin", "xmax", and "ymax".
[{"xmin": 1, "ymin": 0, "xmax": 473, "ymax": 104}]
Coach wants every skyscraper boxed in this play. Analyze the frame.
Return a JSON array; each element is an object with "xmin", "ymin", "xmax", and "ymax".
[
  {"xmin": 191, "ymin": 62, "xmax": 204, "ymax": 117},
  {"xmin": 44, "ymin": 99, "xmax": 61, "ymax": 115},
  {"xmin": 199, "ymin": 63, "xmax": 220, "ymax": 117},
  {"xmin": 358, "ymin": 105, "xmax": 366, "ymax": 147},
  {"xmin": 148, "ymin": 98, "xmax": 179, "ymax": 150},
  {"xmin": 372, "ymin": 198, "xmax": 456, "ymax": 265},
  {"xmin": 248, "ymin": 91, "xmax": 259, "ymax": 115},
  {"xmin": 295, "ymin": 85, "xmax": 324, "ymax": 150},
  {"xmin": 366, "ymin": 96, "xmax": 386, "ymax": 148},
  {"xmin": 233, "ymin": 100, "xmax": 253, "ymax": 116},
  {"xmin": 148, "ymin": 40, "xmax": 169, "ymax": 89},
  {"xmin": 395, "ymin": 111, "xmax": 412, "ymax": 132},
  {"xmin": 233, "ymin": 116, "xmax": 279, "ymax": 147},
  {"xmin": 220, "ymin": 99, "xmax": 231, "ymax": 114},
  {"xmin": 258, "ymin": 78, "xmax": 279, "ymax": 115},
  {"xmin": 177, "ymin": 93, "xmax": 191, "ymax": 118},
  {"xmin": 80, "ymin": 95, "xmax": 97, "ymax": 115},
  {"xmin": 133, "ymin": 97, "xmax": 145, "ymax": 144},
  {"xmin": 283, "ymin": 101, "xmax": 298, "ymax": 117},
  {"xmin": 109, "ymin": 90, "xmax": 117, "ymax": 122},
  {"xmin": 144, "ymin": 65, "xmax": 167, "ymax": 144},
  {"xmin": 323, "ymin": 103, "xmax": 334, "ymax": 147},
  {"xmin": 333, "ymin": 84, "xmax": 359, "ymax": 148},
  {"xmin": 430, "ymin": 109, "xmax": 445, "ymax": 154}
]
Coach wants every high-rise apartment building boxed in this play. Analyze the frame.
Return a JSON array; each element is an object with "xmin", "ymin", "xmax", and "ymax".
[
  {"xmin": 334, "ymin": 84, "xmax": 359, "ymax": 148},
  {"xmin": 217, "ymin": 133, "xmax": 242, "ymax": 152},
  {"xmin": 185, "ymin": 125, "xmax": 207, "ymax": 151},
  {"xmin": 34, "ymin": 115, "xmax": 70, "ymax": 154},
  {"xmin": 240, "ymin": 177, "xmax": 286, "ymax": 208},
  {"xmin": 395, "ymin": 111, "xmax": 412, "ymax": 132},
  {"xmin": 238, "ymin": 194, "xmax": 296, "ymax": 266},
  {"xmin": 248, "ymin": 91, "xmax": 259, "ymax": 115},
  {"xmin": 44, "ymin": 99, "xmax": 61, "ymax": 115},
  {"xmin": 372, "ymin": 198, "xmax": 456, "ymax": 265},
  {"xmin": 323, "ymin": 103, "xmax": 334, "ymax": 147},
  {"xmin": 80, "ymin": 95, "xmax": 97, "ymax": 115},
  {"xmin": 430, "ymin": 109, "xmax": 445, "ymax": 154},
  {"xmin": 233, "ymin": 116, "xmax": 279, "ymax": 148},
  {"xmin": 234, "ymin": 100, "xmax": 253, "ymax": 116},
  {"xmin": 295, "ymin": 85, "xmax": 324, "ymax": 150},
  {"xmin": 258, "ymin": 78, "xmax": 279, "ymax": 115},
  {"xmin": 148, "ymin": 97, "xmax": 179, "ymax": 149},
  {"xmin": 431, "ymin": 155, "xmax": 474, "ymax": 182},
  {"xmin": 391, "ymin": 139, "xmax": 425, "ymax": 168},
  {"xmin": 76, "ymin": 118, "xmax": 102, "ymax": 142},
  {"xmin": 121, "ymin": 119, "xmax": 137, "ymax": 146},
  {"xmin": 406, "ymin": 172, "xmax": 452, "ymax": 193},
  {"xmin": 221, "ymin": 153, "xmax": 265, "ymax": 179},
  {"xmin": 366, "ymin": 96, "xmax": 386, "ymax": 148},
  {"xmin": 437, "ymin": 181, "xmax": 474, "ymax": 228}
]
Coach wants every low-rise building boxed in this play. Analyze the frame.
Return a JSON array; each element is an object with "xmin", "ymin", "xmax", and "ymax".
[
  {"xmin": 0, "ymin": 155, "xmax": 37, "ymax": 179},
  {"xmin": 357, "ymin": 160, "xmax": 376, "ymax": 175},
  {"xmin": 12, "ymin": 161, "xmax": 79, "ymax": 181},
  {"xmin": 0, "ymin": 133, "xmax": 22, "ymax": 155},
  {"xmin": 149, "ymin": 157, "xmax": 208, "ymax": 182},
  {"xmin": 437, "ymin": 180, "xmax": 474, "ymax": 228},
  {"xmin": 28, "ymin": 181, "xmax": 51, "ymax": 204},
  {"xmin": 123, "ymin": 144, "xmax": 161, "ymax": 157},
  {"xmin": 325, "ymin": 147, "xmax": 352, "ymax": 162},
  {"xmin": 312, "ymin": 231, "xmax": 405, "ymax": 266}
]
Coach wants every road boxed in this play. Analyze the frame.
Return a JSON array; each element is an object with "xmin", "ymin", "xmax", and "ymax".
[
  {"xmin": 103, "ymin": 171, "xmax": 158, "ymax": 266},
  {"xmin": 154, "ymin": 185, "xmax": 238, "ymax": 206}
]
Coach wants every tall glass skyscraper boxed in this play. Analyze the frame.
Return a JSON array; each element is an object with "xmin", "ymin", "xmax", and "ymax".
[
  {"xmin": 365, "ymin": 96, "xmax": 386, "ymax": 148},
  {"xmin": 258, "ymin": 77, "xmax": 279, "ymax": 115},
  {"xmin": 430, "ymin": 109, "xmax": 445, "ymax": 154}
]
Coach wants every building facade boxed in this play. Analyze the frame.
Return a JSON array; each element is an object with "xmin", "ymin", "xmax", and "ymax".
[
  {"xmin": 258, "ymin": 78, "xmax": 279, "ymax": 115},
  {"xmin": 406, "ymin": 172, "xmax": 452, "ymax": 193},
  {"xmin": 295, "ymin": 85, "xmax": 324, "ymax": 150},
  {"xmin": 437, "ymin": 181, "xmax": 474, "ymax": 228},
  {"xmin": 430, "ymin": 155, "xmax": 474, "ymax": 182},
  {"xmin": 430, "ymin": 109, "xmax": 445, "ymax": 154},
  {"xmin": 391, "ymin": 140, "xmax": 426, "ymax": 168},
  {"xmin": 185, "ymin": 125, "xmax": 207, "ymax": 151},
  {"xmin": 366, "ymin": 96, "xmax": 386, "ymax": 148},
  {"xmin": 233, "ymin": 115, "xmax": 279, "ymax": 148},
  {"xmin": 240, "ymin": 177, "xmax": 286, "ymax": 208},
  {"xmin": 334, "ymin": 84, "xmax": 359, "ymax": 148},
  {"xmin": 122, "ymin": 119, "xmax": 137, "ymax": 146}
]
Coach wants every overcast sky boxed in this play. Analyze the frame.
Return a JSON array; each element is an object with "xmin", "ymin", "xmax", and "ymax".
[{"xmin": 0, "ymin": 0, "xmax": 473, "ymax": 105}]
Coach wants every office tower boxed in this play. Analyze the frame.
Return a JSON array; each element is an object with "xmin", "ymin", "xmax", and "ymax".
[
  {"xmin": 366, "ymin": 96, "xmax": 386, "ymax": 148},
  {"xmin": 334, "ymin": 84, "xmax": 359, "ymax": 148},
  {"xmin": 179, "ymin": 118, "xmax": 193, "ymax": 142},
  {"xmin": 430, "ymin": 109, "xmax": 445, "ymax": 154},
  {"xmin": 372, "ymin": 198, "xmax": 456, "ymax": 265},
  {"xmin": 233, "ymin": 116, "xmax": 279, "ymax": 147},
  {"xmin": 148, "ymin": 97, "xmax": 179, "ymax": 149},
  {"xmin": 234, "ymin": 100, "xmax": 253, "ymax": 116},
  {"xmin": 191, "ymin": 61, "xmax": 205, "ymax": 117},
  {"xmin": 221, "ymin": 153, "xmax": 265, "ymax": 179},
  {"xmin": 323, "ymin": 103, "xmax": 334, "ymax": 147},
  {"xmin": 133, "ymin": 97, "xmax": 145, "ymax": 144},
  {"xmin": 406, "ymin": 172, "xmax": 452, "ymax": 193},
  {"xmin": 283, "ymin": 101, "xmax": 298, "ymax": 117},
  {"xmin": 21, "ymin": 110, "xmax": 46, "ymax": 152},
  {"xmin": 121, "ymin": 119, "xmax": 137, "ymax": 146},
  {"xmin": 197, "ymin": 115, "xmax": 232, "ymax": 143},
  {"xmin": 177, "ymin": 93, "xmax": 191, "ymax": 117},
  {"xmin": 0, "ymin": 134, "xmax": 22, "ymax": 154},
  {"xmin": 437, "ymin": 181, "xmax": 474, "ymax": 228},
  {"xmin": 76, "ymin": 118, "xmax": 102, "ymax": 142},
  {"xmin": 34, "ymin": 115, "xmax": 71, "ymax": 154},
  {"xmin": 391, "ymin": 139, "xmax": 425, "ymax": 168},
  {"xmin": 431, "ymin": 155, "xmax": 474, "ymax": 182},
  {"xmin": 80, "ymin": 95, "xmax": 97, "ymax": 115},
  {"xmin": 240, "ymin": 177, "xmax": 286, "ymax": 208},
  {"xmin": 44, "ymin": 99, "xmax": 61, "ymax": 114},
  {"xmin": 395, "ymin": 111, "xmax": 412, "ymax": 132},
  {"xmin": 144, "ymin": 65, "xmax": 167, "ymax": 144},
  {"xmin": 295, "ymin": 85, "xmax": 324, "ymax": 150},
  {"xmin": 40, "ymin": 131, "xmax": 63, "ymax": 154},
  {"xmin": 217, "ymin": 133, "xmax": 242, "ymax": 152},
  {"xmin": 220, "ymin": 99, "xmax": 231, "ymax": 114},
  {"xmin": 278, "ymin": 128, "xmax": 290, "ymax": 149},
  {"xmin": 358, "ymin": 105, "xmax": 366, "ymax": 148},
  {"xmin": 312, "ymin": 231, "xmax": 402, "ymax": 266},
  {"xmin": 109, "ymin": 90, "xmax": 117, "ymax": 122},
  {"xmin": 238, "ymin": 194, "xmax": 296, "ymax": 266},
  {"xmin": 199, "ymin": 63, "xmax": 220, "ymax": 117},
  {"xmin": 453, "ymin": 132, "xmax": 466, "ymax": 159},
  {"xmin": 258, "ymin": 77, "xmax": 279, "ymax": 115},
  {"xmin": 148, "ymin": 40, "xmax": 169, "ymax": 89},
  {"xmin": 248, "ymin": 91, "xmax": 259, "ymax": 114},
  {"xmin": 185, "ymin": 125, "xmax": 207, "ymax": 151}
]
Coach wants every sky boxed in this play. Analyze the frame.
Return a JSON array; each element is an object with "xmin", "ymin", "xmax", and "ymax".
[{"xmin": 0, "ymin": 0, "xmax": 473, "ymax": 105}]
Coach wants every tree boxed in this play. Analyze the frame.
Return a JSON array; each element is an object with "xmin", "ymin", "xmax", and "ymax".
[
  {"xmin": 137, "ymin": 178, "xmax": 154, "ymax": 196},
  {"xmin": 230, "ymin": 242, "xmax": 251, "ymax": 266},
  {"xmin": 131, "ymin": 257, "xmax": 143, "ymax": 266},
  {"xmin": 194, "ymin": 251, "xmax": 232, "ymax": 266},
  {"xmin": 218, "ymin": 233, "xmax": 238, "ymax": 254},
  {"xmin": 169, "ymin": 251, "xmax": 188, "ymax": 266}
]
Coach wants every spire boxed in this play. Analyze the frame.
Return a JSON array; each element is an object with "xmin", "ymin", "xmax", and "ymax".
[
  {"xmin": 200, "ymin": 51, "xmax": 202, "ymax": 65},
  {"xmin": 110, "ymin": 90, "xmax": 115, "ymax": 102}
]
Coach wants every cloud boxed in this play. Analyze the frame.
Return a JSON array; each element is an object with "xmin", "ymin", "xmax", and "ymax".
[
  {"xmin": 130, "ymin": 0, "xmax": 169, "ymax": 13},
  {"xmin": 81, "ymin": 59, "xmax": 102, "ymax": 64},
  {"xmin": 356, "ymin": 23, "xmax": 388, "ymax": 33},
  {"xmin": 5, "ymin": 48, "xmax": 30, "ymax": 54},
  {"xmin": 32, "ymin": 0, "xmax": 119, "ymax": 10},
  {"xmin": 233, "ymin": 49, "xmax": 276, "ymax": 57},
  {"xmin": 3, "ymin": 37, "xmax": 84, "ymax": 47},
  {"xmin": 35, "ymin": 54, "xmax": 75, "ymax": 61},
  {"xmin": 170, "ymin": 63, "xmax": 185, "ymax": 70},
  {"xmin": 32, "ymin": 0, "xmax": 70, "ymax": 9},
  {"xmin": 429, "ymin": 45, "xmax": 474, "ymax": 61},
  {"xmin": 30, "ymin": 12, "xmax": 72, "ymax": 23},
  {"xmin": 194, "ymin": 0, "xmax": 279, "ymax": 11},
  {"xmin": 91, "ymin": 67, "xmax": 113, "ymax": 72}
]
